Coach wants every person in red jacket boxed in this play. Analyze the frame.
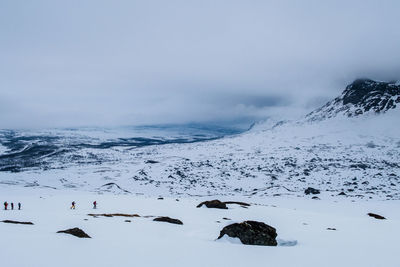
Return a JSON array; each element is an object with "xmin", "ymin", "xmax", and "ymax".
[
  {"xmin": 93, "ymin": 201, "xmax": 97, "ymax": 209},
  {"xmin": 4, "ymin": 201, "xmax": 8, "ymax": 210}
]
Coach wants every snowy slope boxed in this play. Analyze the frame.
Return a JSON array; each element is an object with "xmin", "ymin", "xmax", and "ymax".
[{"xmin": 1, "ymin": 187, "xmax": 399, "ymax": 267}]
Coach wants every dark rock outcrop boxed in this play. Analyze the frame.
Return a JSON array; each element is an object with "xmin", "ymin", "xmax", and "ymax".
[
  {"xmin": 57, "ymin": 228, "xmax": 91, "ymax": 238},
  {"xmin": 367, "ymin": 213, "xmax": 386, "ymax": 220},
  {"xmin": 196, "ymin": 200, "xmax": 250, "ymax": 209},
  {"xmin": 305, "ymin": 187, "xmax": 320, "ymax": 195},
  {"xmin": 197, "ymin": 200, "xmax": 228, "ymax": 209},
  {"xmin": 145, "ymin": 160, "xmax": 159, "ymax": 164},
  {"xmin": 153, "ymin": 216, "xmax": 183, "ymax": 225},
  {"xmin": 217, "ymin": 221, "xmax": 277, "ymax": 246},
  {"xmin": 1, "ymin": 220, "xmax": 34, "ymax": 225}
]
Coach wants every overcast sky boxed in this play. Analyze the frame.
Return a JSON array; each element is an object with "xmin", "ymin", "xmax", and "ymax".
[{"xmin": 1, "ymin": 0, "xmax": 399, "ymax": 129}]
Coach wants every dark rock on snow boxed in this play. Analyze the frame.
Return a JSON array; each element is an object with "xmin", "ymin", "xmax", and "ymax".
[
  {"xmin": 367, "ymin": 213, "xmax": 386, "ymax": 220},
  {"xmin": 1, "ymin": 220, "xmax": 34, "ymax": 225},
  {"xmin": 197, "ymin": 200, "xmax": 228, "ymax": 209},
  {"xmin": 197, "ymin": 200, "xmax": 251, "ymax": 209},
  {"xmin": 153, "ymin": 216, "xmax": 183, "ymax": 225},
  {"xmin": 145, "ymin": 160, "xmax": 159, "ymax": 164},
  {"xmin": 217, "ymin": 221, "xmax": 277, "ymax": 246},
  {"xmin": 57, "ymin": 228, "xmax": 91, "ymax": 238},
  {"xmin": 305, "ymin": 187, "xmax": 320, "ymax": 195}
]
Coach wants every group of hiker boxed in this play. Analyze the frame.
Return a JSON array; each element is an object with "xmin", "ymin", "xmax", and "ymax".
[
  {"xmin": 3, "ymin": 201, "xmax": 21, "ymax": 210},
  {"xmin": 71, "ymin": 201, "xmax": 97, "ymax": 209},
  {"xmin": 4, "ymin": 201, "xmax": 98, "ymax": 210}
]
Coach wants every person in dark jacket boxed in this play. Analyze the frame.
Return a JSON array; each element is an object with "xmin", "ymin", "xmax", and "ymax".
[
  {"xmin": 71, "ymin": 201, "xmax": 76, "ymax": 209},
  {"xmin": 11, "ymin": 203, "xmax": 14, "ymax": 210},
  {"xmin": 18, "ymin": 202, "xmax": 21, "ymax": 210}
]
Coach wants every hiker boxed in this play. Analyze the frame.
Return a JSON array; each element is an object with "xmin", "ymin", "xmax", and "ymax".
[
  {"xmin": 11, "ymin": 203, "xmax": 14, "ymax": 210},
  {"xmin": 18, "ymin": 203, "xmax": 21, "ymax": 210},
  {"xmin": 93, "ymin": 201, "xmax": 97, "ymax": 209},
  {"xmin": 71, "ymin": 201, "xmax": 76, "ymax": 209},
  {"xmin": 4, "ymin": 201, "xmax": 7, "ymax": 210}
]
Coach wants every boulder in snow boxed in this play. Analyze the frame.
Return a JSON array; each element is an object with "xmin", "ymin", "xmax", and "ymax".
[
  {"xmin": 1, "ymin": 220, "xmax": 34, "ymax": 225},
  {"xmin": 367, "ymin": 213, "xmax": 386, "ymax": 220},
  {"xmin": 197, "ymin": 200, "xmax": 228, "ymax": 209},
  {"xmin": 304, "ymin": 187, "xmax": 320, "ymax": 195},
  {"xmin": 153, "ymin": 216, "xmax": 183, "ymax": 225},
  {"xmin": 57, "ymin": 228, "xmax": 91, "ymax": 238},
  {"xmin": 217, "ymin": 221, "xmax": 277, "ymax": 246}
]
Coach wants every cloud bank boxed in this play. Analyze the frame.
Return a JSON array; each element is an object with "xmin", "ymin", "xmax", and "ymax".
[{"xmin": 1, "ymin": 0, "xmax": 399, "ymax": 128}]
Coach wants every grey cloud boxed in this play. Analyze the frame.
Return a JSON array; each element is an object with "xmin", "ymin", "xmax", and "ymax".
[{"xmin": 0, "ymin": 0, "xmax": 399, "ymax": 128}]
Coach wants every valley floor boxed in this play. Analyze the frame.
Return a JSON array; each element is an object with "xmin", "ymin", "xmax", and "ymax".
[{"xmin": 0, "ymin": 186, "xmax": 399, "ymax": 267}]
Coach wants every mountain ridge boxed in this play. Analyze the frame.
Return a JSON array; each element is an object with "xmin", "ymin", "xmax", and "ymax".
[{"xmin": 306, "ymin": 79, "xmax": 400, "ymax": 122}]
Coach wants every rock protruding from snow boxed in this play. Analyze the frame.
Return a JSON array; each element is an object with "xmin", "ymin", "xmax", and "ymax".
[
  {"xmin": 57, "ymin": 228, "xmax": 91, "ymax": 238},
  {"xmin": 306, "ymin": 79, "xmax": 400, "ymax": 121},
  {"xmin": 304, "ymin": 187, "xmax": 320, "ymax": 195},
  {"xmin": 217, "ymin": 221, "xmax": 277, "ymax": 246},
  {"xmin": 1, "ymin": 220, "xmax": 34, "ymax": 225},
  {"xmin": 197, "ymin": 200, "xmax": 228, "ymax": 209},
  {"xmin": 367, "ymin": 213, "xmax": 386, "ymax": 220},
  {"xmin": 153, "ymin": 216, "xmax": 183, "ymax": 225}
]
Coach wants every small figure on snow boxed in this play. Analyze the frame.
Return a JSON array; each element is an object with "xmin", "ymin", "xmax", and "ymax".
[
  {"xmin": 71, "ymin": 201, "xmax": 76, "ymax": 209},
  {"xmin": 11, "ymin": 203, "xmax": 14, "ymax": 210},
  {"xmin": 4, "ymin": 201, "xmax": 8, "ymax": 210},
  {"xmin": 18, "ymin": 202, "xmax": 21, "ymax": 210},
  {"xmin": 93, "ymin": 201, "xmax": 97, "ymax": 209}
]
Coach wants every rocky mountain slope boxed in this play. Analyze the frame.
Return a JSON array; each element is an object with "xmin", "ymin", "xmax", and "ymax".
[{"xmin": 306, "ymin": 79, "xmax": 400, "ymax": 121}]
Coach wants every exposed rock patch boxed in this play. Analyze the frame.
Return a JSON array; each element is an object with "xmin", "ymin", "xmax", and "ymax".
[
  {"xmin": 217, "ymin": 221, "xmax": 277, "ymax": 246},
  {"xmin": 153, "ymin": 216, "xmax": 183, "ymax": 225},
  {"xmin": 1, "ymin": 220, "xmax": 34, "ymax": 225},
  {"xmin": 197, "ymin": 200, "xmax": 227, "ymax": 209},
  {"xmin": 367, "ymin": 213, "xmax": 386, "ymax": 220},
  {"xmin": 57, "ymin": 228, "xmax": 91, "ymax": 238},
  {"xmin": 305, "ymin": 187, "xmax": 320, "ymax": 195},
  {"xmin": 197, "ymin": 200, "xmax": 251, "ymax": 209}
]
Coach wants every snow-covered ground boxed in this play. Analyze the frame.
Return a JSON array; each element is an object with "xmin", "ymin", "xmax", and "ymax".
[
  {"xmin": 0, "ymin": 90, "xmax": 399, "ymax": 266},
  {"xmin": 1, "ymin": 187, "xmax": 399, "ymax": 267}
]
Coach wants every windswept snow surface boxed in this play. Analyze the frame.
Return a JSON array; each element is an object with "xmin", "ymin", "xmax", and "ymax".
[{"xmin": 0, "ymin": 187, "xmax": 399, "ymax": 267}]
